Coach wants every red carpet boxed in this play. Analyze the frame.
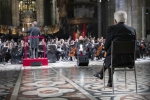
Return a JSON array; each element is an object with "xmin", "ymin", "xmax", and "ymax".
[{"xmin": 23, "ymin": 58, "xmax": 48, "ymax": 67}]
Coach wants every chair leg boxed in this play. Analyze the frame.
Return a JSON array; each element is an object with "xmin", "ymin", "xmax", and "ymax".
[
  {"xmin": 125, "ymin": 68, "xmax": 127, "ymax": 89},
  {"xmin": 134, "ymin": 67, "xmax": 138, "ymax": 94},
  {"xmin": 103, "ymin": 64, "xmax": 105, "ymax": 90},
  {"xmin": 111, "ymin": 67, "xmax": 114, "ymax": 94}
]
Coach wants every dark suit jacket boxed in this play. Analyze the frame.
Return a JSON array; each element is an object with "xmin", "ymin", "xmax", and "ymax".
[
  {"xmin": 24, "ymin": 26, "xmax": 41, "ymax": 48},
  {"xmin": 104, "ymin": 22, "xmax": 136, "ymax": 68}
]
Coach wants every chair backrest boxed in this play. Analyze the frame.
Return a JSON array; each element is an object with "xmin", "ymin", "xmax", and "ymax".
[
  {"xmin": 111, "ymin": 41, "xmax": 136, "ymax": 54},
  {"xmin": 111, "ymin": 41, "xmax": 136, "ymax": 67}
]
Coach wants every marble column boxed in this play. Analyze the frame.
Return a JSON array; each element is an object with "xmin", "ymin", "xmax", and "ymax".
[
  {"xmin": 12, "ymin": 0, "xmax": 19, "ymax": 26},
  {"xmin": 115, "ymin": 0, "xmax": 129, "ymax": 24},
  {"xmin": 108, "ymin": 0, "xmax": 115, "ymax": 26},
  {"xmin": 142, "ymin": 7, "xmax": 145, "ymax": 38},
  {"xmin": 52, "ymin": 0, "xmax": 56, "ymax": 25},
  {"xmin": 131, "ymin": 0, "xmax": 142, "ymax": 38},
  {"xmin": 146, "ymin": 0, "xmax": 150, "ymax": 33},
  {"xmin": 0, "ymin": 0, "xmax": 1, "ymax": 24},
  {"xmin": 36, "ymin": 0, "xmax": 44, "ymax": 26},
  {"xmin": 115, "ymin": 0, "xmax": 120, "ymax": 11},
  {"xmin": 97, "ymin": 0, "xmax": 101, "ymax": 38},
  {"xmin": 127, "ymin": 0, "xmax": 132, "ymax": 27}
]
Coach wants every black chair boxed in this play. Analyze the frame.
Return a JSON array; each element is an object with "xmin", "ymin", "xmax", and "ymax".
[{"xmin": 103, "ymin": 41, "xmax": 137, "ymax": 94}]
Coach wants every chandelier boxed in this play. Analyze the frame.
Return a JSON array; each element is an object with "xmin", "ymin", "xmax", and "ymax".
[{"xmin": 19, "ymin": 0, "xmax": 36, "ymax": 12}]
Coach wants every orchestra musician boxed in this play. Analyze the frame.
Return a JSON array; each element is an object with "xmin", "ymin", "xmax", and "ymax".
[
  {"xmin": 86, "ymin": 38, "xmax": 95, "ymax": 60},
  {"xmin": 139, "ymin": 39, "xmax": 146, "ymax": 58},
  {"xmin": 68, "ymin": 40, "xmax": 76, "ymax": 61},
  {"xmin": 76, "ymin": 36, "xmax": 87, "ymax": 56},
  {"xmin": 61, "ymin": 40, "xmax": 69, "ymax": 61},
  {"xmin": 38, "ymin": 39, "xmax": 46, "ymax": 58}
]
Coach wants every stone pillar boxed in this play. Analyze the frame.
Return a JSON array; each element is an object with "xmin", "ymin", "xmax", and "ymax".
[
  {"xmin": 108, "ymin": 0, "xmax": 115, "ymax": 26},
  {"xmin": 115, "ymin": 0, "xmax": 120, "ymax": 11},
  {"xmin": 36, "ymin": 0, "xmax": 44, "ymax": 26},
  {"xmin": 52, "ymin": 0, "xmax": 56, "ymax": 25},
  {"xmin": 142, "ymin": 7, "xmax": 145, "ymax": 38},
  {"xmin": 0, "ymin": 0, "xmax": 1, "ymax": 24},
  {"xmin": 12, "ymin": 0, "xmax": 19, "ymax": 26},
  {"xmin": 115, "ymin": 0, "xmax": 129, "ymax": 24},
  {"xmin": 132, "ymin": 0, "xmax": 142, "ymax": 38},
  {"xmin": 126, "ymin": 0, "xmax": 132, "ymax": 27},
  {"xmin": 97, "ymin": 0, "xmax": 101, "ymax": 38},
  {"xmin": 114, "ymin": 0, "xmax": 145, "ymax": 38},
  {"xmin": 146, "ymin": 5, "xmax": 150, "ymax": 36}
]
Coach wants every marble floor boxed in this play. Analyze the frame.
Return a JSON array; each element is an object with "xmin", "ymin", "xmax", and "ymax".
[{"xmin": 0, "ymin": 57, "xmax": 150, "ymax": 100}]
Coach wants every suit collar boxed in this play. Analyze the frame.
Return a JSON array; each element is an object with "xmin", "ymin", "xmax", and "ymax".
[{"xmin": 117, "ymin": 22, "xmax": 125, "ymax": 24}]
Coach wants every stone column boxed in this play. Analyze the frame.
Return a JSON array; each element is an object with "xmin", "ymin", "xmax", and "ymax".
[
  {"xmin": 132, "ymin": 0, "xmax": 142, "ymax": 38},
  {"xmin": 115, "ymin": 0, "xmax": 129, "ymax": 24},
  {"xmin": 97, "ymin": 0, "xmax": 101, "ymax": 38},
  {"xmin": 52, "ymin": 0, "xmax": 56, "ymax": 25},
  {"xmin": 12, "ymin": 0, "xmax": 19, "ymax": 26},
  {"xmin": 142, "ymin": 7, "xmax": 145, "ymax": 38},
  {"xmin": 115, "ymin": 0, "xmax": 120, "ymax": 11},
  {"xmin": 0, "ymin": 0, "xmax": 1, "ymax": 24},
  {"xmin": 36, "ymin": 0, "xmax": 44, "ymax": 26},
  {"xmin": 107, "ymin": 0, "xmax": 115, "ymax": 26},
  {"xmin": 127, "ymin": 0, "xmax": 132, "ymax": 27}
]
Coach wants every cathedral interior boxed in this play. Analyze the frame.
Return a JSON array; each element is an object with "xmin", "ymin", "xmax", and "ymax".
[
  {"xmin": 0, "ymin": 0, "xmax": 150, "ymax": 40},
  {"xmin": 0, "ymin": 0, "xmax": 150, "ymax": 100}
]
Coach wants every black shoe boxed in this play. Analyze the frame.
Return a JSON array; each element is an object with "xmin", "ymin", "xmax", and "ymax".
[
  {"xmin": 93, "ymin": 73, "xmax": 103, "ymax": 79},
  {"xmin": 128, "ymin": 66, "xmax": 133, "ymax": 69},
  {"xmin": 107, "ymin": 83, "xmax": 112, "ymax": 87}
]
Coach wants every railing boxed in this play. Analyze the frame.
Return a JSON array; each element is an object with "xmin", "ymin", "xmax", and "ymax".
[{"xmin": 24, "ymin": 36, "xmax": 46, "ymax": 58}]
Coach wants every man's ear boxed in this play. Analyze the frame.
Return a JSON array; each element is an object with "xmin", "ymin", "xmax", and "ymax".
[{"xmin": 114, "ymin": 19, "xmax": 117, "ymax": 25}]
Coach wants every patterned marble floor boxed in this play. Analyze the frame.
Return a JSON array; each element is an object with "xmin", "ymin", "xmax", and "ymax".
[{"xmin": 0, "ymin": 57, "xmax": 150, "ymax": 100}]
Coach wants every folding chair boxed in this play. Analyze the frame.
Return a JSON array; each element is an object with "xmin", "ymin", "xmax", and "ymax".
[{"xmin": 103, "ymin": 41, "xmax": 137, "ymax": 94}]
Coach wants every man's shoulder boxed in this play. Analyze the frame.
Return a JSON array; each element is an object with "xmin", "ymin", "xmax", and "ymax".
[
  {"xmin": 109, "ymin": 24, "xmax": 135, "ymax": 31},
  {"xmin": 107, "ymin": 25, "xmax": 118, "ymax": 30}
]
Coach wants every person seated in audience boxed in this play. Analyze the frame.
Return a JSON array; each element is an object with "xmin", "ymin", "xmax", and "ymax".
[{"xmin": 94, "ymin": 10, "xmax": 136, "ymax": 87}]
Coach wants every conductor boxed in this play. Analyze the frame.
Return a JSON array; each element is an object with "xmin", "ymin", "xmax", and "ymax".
[{"xmin": 23, "ymin": 21, "xmax": 41, "ymax": 58}]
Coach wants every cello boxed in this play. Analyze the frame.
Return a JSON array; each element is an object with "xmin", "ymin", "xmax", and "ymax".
[
  {"xmin": 69, "ymin": 46, "xmax": 76, "ymax": 57},
  {"xmin": 95, "ymin": 44, "xmax": 103, "ymax": 57}
]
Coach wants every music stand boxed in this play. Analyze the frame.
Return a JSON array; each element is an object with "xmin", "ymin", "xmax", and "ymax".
[
  {"xmin": 11, "ymin": 46, "xmax": 18, "ymax": 54},
  {"xmin": 48, "ymin": 44, "xmax": 57, "ymax": 53},
  {"xmin": 2, "ymin": 47, "xmax": 8, "ymax": 54},
  {"xmin": 38, "ymin": 45, "xmax": 44, "ymax": 52}
]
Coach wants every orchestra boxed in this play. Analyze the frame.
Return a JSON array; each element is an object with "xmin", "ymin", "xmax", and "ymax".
[{"xmin": 0, "ymin": 24, "xmax": 150, "ymax": 64}]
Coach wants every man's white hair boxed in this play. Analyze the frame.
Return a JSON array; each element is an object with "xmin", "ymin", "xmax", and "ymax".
[
  {"xmin": 32, "ymin": 21, "xmax": 37, "ymax": 26},
  {"xmin": 114, "ymin": 10, "xmax": 127, "ymax": 23}
]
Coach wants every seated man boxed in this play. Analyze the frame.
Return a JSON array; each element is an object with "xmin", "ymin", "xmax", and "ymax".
[{"xmin": 94, "ymin": 10, "xmax": 136, "ymax": 87}]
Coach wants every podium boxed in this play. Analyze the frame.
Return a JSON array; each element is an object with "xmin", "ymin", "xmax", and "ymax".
[
  {"xmin": 23, "ymin": 36, "xmax": 48, "ymax": 67},
  {"xmin": 23, "ymin": 58, "xmax": 48, "ymax": 66}
]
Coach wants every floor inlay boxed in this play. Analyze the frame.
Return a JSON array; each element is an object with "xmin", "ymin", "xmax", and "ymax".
[
  {"xmin": 0, "ymin": 58, "xmax": 150, "ymax": 100},
  {"xmin": 17, "ymin": 67, "xmax": 91, "ymax": 100}
]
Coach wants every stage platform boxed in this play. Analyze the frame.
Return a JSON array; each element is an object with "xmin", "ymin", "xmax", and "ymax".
[{"xmin": 23, "ymin": 58, "xmax": 48, "ymax": 67}]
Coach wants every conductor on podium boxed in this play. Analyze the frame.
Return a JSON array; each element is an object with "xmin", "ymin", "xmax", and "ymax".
[{"xmin": 23, "ymin": 21, "xmax": 41, "ymax": 58}]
